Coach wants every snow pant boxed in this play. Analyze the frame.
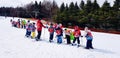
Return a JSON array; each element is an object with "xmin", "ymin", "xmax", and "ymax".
[
  {"xmin": 66, "ymin": 35, "xmax": 71, "ymax": 44},
  {"xmin": 86, "ymin": 40, "xmax": 93, "ymax": 49},
  {"xmin": 25, "ymin": 30, "xmax": 31, "ymax": 37},
  {"xmin": 17, "ymin": 24, "xmax": 20, "ymax": 28},
  {"xmin": 21, "ymin": 25, "xmax": 23, "ymax": 28},
  {"xmin": 57, "ymin": 36, "xmax": 62, "ymax": 44},
  {"xmin": 23, "ymin": 25, "xmax": 26, "ymax": 29},
  {"xmin": 14, "ymin": 24, "xmax": 17, "ymax": 27},
  {"xmin": 73, "ymin": 37, "xmax": 80, "ymax": 44},
  {"xmin": 37, "ymin": 31, "xmax": 41, "ymax": 40},
  {"xmin": 31, "ymin": 31, "xmax": 36, "ymax": 39},
  {"xmin": 49, "ymin": 33, "xmax": 54, "ymax": 42}
]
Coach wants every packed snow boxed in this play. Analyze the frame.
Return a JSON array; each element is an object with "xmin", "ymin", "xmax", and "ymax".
[{"xmin": 0, "ymin": 16, "xmax": 120, "ymax": 58}]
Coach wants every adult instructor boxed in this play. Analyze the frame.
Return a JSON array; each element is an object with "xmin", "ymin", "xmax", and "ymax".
[{"xmin": 36, "ymin": 19, "xmax": 46, "ymax": 41}]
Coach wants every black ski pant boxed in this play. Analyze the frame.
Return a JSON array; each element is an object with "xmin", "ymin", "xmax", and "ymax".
[
  {"xmin": 73, "ymin": 37, "xmax": 80, "ymax": 44},
  {"xmin": 66, "ymin": 35, "xmax": 71, "ymax": 44},
  {"xmin": 37, "ymin": 31, "xmax": 41, "ymax": 39},
  {"xmin": 49, "ymin": 33, "xmax": 54, "ymax": 41},
  {"xmin": 86, "ymin": 40, "xmax": 93, "ymax": 49}
]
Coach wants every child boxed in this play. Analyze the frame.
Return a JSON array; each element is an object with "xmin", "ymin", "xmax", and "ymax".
[
  {"xmin": 31, "ymin": 22, "xmax": 36, "ymax": 39},
  {"xmin": 21, "ymin": 19, "xmax": 24, "ymax": 28},
  {"xmin": 64, "ymin": 28, "xmax": 71, "ymax": 44},
  {"xmin": 48, "ymin": 23, "xmax": 54, "ymax": 42},
  {"xmin": 17, "ymin": 19, "xmax": 21, "ymax": 28},
  {"xmin": 56, "ymin": 25, "xmax": 63, "ymax": 44},
  {"xmin": 25, "ymin": 20, "xmax": 32, "ymax": 37},
  {"xmin": 85, "ymin": 27, "xmax": 94, "ymax": 49},
  {"xmin": 23, "ymin": 20, "xmax": 26, "ymax": 29},
  {"xmin": 10, "ymin": 19, "xmax": 13, "ymax": 26},
  {"xmin": 12, "ymin": 21, "xmax": 17, "ymax": 27},
  {"xmin": 72, "ymin": 26, "xmax": 81, "ymax": 47}
]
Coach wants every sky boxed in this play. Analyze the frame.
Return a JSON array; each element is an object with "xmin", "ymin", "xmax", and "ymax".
[{"xmin": 0, "ymin": 0, "xmax": 115, "ymax": 7}]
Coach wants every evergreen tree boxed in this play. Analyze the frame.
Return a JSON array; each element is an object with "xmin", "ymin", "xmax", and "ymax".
[
  {"xmin": 65, "ymin": 4, "xmax": 69, "ymax": 11},
  {"xmin": 101, "ymin": 0, "xmax": 111, "ymax": 12},
  {"xmin": 84, "ymin": 0, "xmax": 93, "ymax": 14},
  {"xmin": 75, "ymin": 2, "xmax": 79, "ymax": 11},
  {"xmin": 69, "ymin": 2, "xmax": 75, "ymax": 15},
  {"xmin": 51, "ymin": 0, "xmax": 59, "ymax": 19},
  {"xmin": 60, "ymin": 3, "xmax": 65, "ymax": 13},
  {"xmin": 34, "ymin": 1, "xmax": 39, "ymax": 11},
  {"xmin": 38, "ymin": 1, "xmax": 42, "ymax": 10},
  {"xmin": 92, "ymin": 0, "xmax": 100, "ymax": 11},
  {"xmin": 74, "ymin": 2, "xmax": 79, "ymax": 15},
  {"xmin": 80, "ymin": 0, "xmax": 85, "ymax": 10},
  {"xmin": 113, "ymin": 0, "xmax": 120, "ymax": 11}
]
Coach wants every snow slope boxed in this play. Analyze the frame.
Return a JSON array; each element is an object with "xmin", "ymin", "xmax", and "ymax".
[{"xmin": 0, "ymin": 16, "xmax": 120, "ymax": 58}]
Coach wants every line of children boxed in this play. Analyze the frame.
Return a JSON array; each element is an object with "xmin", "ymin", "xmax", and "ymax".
[
  {"xmin": 10, "ymin": 19, "xmax": 94, "ymax": 49},
  {"xmin": 10, "ymin": 19, "xmax": 27, "ymax": 28}
]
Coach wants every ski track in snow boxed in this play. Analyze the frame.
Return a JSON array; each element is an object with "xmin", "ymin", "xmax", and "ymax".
[{"xmin": 0, "ymin": 16, "xmax": 120, "ymax": 58}]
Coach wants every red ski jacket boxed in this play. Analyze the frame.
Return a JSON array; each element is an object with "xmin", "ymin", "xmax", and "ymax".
[
  {"xmin": 48, "ymin": 27, "xmax": 54, "ymax": 33},
  {"xmin": 73, "ymin": 29, "xmax": 81, "ymax": 37},
  {"xmin": 36, "ymin": 20, "xmax": 45, "ymax": 31}
]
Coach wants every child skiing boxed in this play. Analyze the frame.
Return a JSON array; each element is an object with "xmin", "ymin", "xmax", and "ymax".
[
  {"xmin": 56, "ymin": 24, "xmax": 63, "ymax": 44},
  {"xmin": 23, "ymin": 20, "xmax": 26, "ymax": 29},
  {"xmin": 64, "ymin": 28, "xmax": 71, "ymax": 44},
  {"xmin": 21, "ymin": 19, "xmax": 24, "ymax": 28},
  {"xmin": 48, "ymin": 23, "xmax": 54, "ymax": 42},
  {"xmin": 72, "ymin": 26, "xmax": 81, "ymax": 47},
  {"xmin": 25, "ymin": 20, "xmax": 32, "ymax": 37},
  {"xmin": 84, "ymin": 27, "xmax": 94, "ymax": 49},
  {"xmin": 31, "ymin": 22, "xmax": 36, "ymax": 39},
  {"xmin": 25, "ymin": 23, "xmax": 32, "ymax": 37},
  {"xmin": 17, "ymin": 19, "xmax": 21, "ymax": 28}
]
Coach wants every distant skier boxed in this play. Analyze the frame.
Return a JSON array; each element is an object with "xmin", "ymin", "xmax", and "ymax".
[
  {"xmin": 10, "ymin": 19, "xmax": 13, "ymax": 26},
  {"xmin": 56, "ymin": 24, "xmax": 63, "ymax": 44},
  {"xmin": 21, "ymin": 19, "xmax": 24, "ymax": 28},
  {"xmin": 36, "ymin": 19, "xmax": 46, "ymax": 41},
  {"xmin": 10, "ymin": 19, "xmax": 12, "ymax": 23},
  {"xmin": 48, "ymin": 23, "xmax": 54, "ymax": 42},
  {"xmin": 72, "ymin": 26, "xmax": 81, "ymax": 47},
  {"xmin": 17, "ymin": 19, "xmax": 21, "ymax": 28},
  {"xmin": 12, "ymin": 21, "xmax": 17, "ymax": 27},
  {"xmin": 23, "ymin": 20, "xmax": 26, "ymax": 29},
  {"xmin": 84, "ymin": 27, "xmax": 94, "ymax": 49}
]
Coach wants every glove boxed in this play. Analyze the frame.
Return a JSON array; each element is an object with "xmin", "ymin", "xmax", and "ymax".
[{"xmin": 81, "ymin": 36, "xmax": 83, "ymax": 37}]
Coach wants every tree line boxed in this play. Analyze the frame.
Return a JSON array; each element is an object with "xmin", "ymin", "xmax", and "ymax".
[
  {"xmin": 0, "ymin": 0, "xmax": 58, "ymax": 18},
  {"xmin": 55, "ymin": 0, "xmax": 120, "ymax": 31},
  {"xmin": 0, "ymin": 0, "xmax": 120, "ymax": 31}
]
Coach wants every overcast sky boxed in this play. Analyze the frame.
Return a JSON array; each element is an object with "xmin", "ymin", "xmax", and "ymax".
[{"xmin": 0, "ymin": 0, "xmax": 115, "ymax": 7}]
